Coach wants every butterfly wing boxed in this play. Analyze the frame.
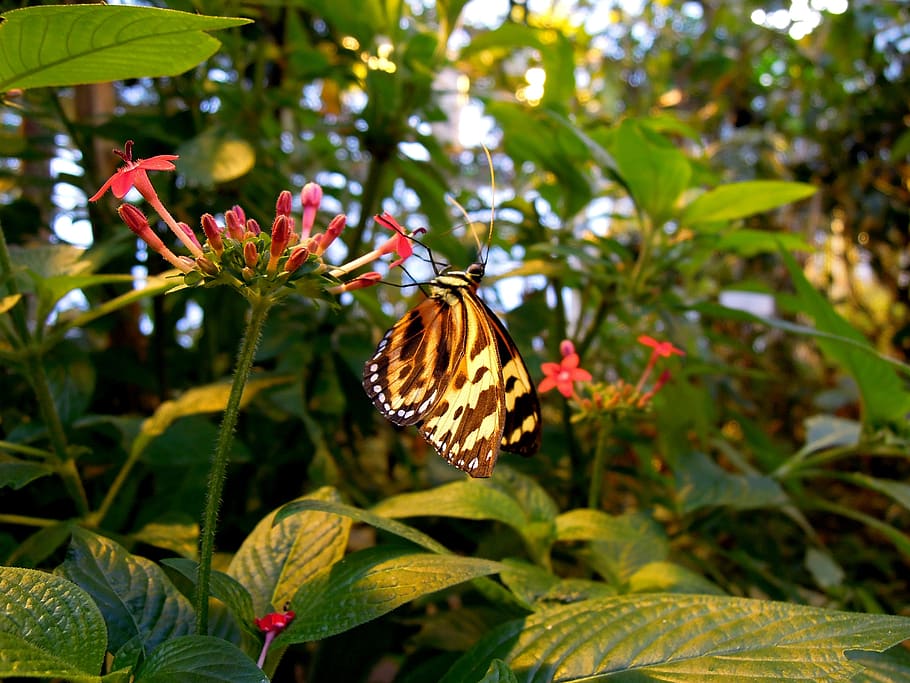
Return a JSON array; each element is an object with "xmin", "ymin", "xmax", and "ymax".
[
  {"xmin": 417, "ymin": 289, "xmax": 506, "ymax": 477},
  {"xmin": 480, "ymin": 297, "xmax": 542, "ymax": 455},
  {"xmin": 363, "ymin": 296, "xmax": 461, "ymax": 426}
]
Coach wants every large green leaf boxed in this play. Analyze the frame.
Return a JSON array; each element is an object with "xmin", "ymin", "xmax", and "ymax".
[
  {"xmin": 276, "ymin": 545, "xmax": 504, "ymax": 645},
  {"xmin": 682, "ymin": 180, "xmax": 817, "ymax": 224},
  {"xmin": 675, "ymin": 450, "xmax": 789, "ymax": 513},
  {"xmin": 607, "ymin": 119, "xmax": 692, "ymax": 225},
  {"xmin": 227, "ymin": 487, "xmax": 351, "ymax": 616},
  {"xmin": 440, "ymin": 594, "xmax": 910, "ymax": 682},
  {"xmin": 163, "ymin": 558, "xmax": 257, "ymax": 641},
  {"xmin": 0, "ymin": 566, "xmax": 106, "ymax": 682},
  {"xmin": 0, "ymin": 5, "xmax": 250, "ymax": 91},
  {"xmin": 0, "ymin": 453, "xmax": 53, "ymax": 489},
  {"xmin": 134, "ymin": 635, "xmax": 266, "ymax": 683},
  {"xmin": 372, "ymin": 480, "xmax": 529, "ymax": 532},
  {"xmin": 779, "ymin": 249, "xmax": 910, "ymax": 426},
  {"xmin": 60, "ymin": 529, "xmax": 193, "ymax": 664}
]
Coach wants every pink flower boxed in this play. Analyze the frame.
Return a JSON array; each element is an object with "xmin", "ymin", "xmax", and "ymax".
[
  {"xmin": 300, "ymin": 182, "xmax": 322, "ymax": 238},
  {"xmin": 89, "ymin": 140, "xmax": 178, "ymax": 202},
  {"xmin": 539, "ymin": 340, "xmax": 592, "ymax": 398},
  {"xmin": 373, "ymin": 212, "xmax": 421, "ymax": 269}
]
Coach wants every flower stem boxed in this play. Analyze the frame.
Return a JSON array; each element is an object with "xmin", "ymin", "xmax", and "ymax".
[
  {"xmin": 195, "ymin": 296, "xmax": 273, "ymax": 634},
  {"xmin": 587, "ymin": 420, "xmax": 612, "ymax": 509},
  {"xmin": 0, "ymin": 224, "xmax": 89, "ymax": 516}
]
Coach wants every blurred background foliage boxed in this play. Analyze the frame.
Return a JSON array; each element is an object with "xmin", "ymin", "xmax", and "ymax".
[{"xmin": 1, "ymin": 0, "xmax": 909, "ymax": 679}]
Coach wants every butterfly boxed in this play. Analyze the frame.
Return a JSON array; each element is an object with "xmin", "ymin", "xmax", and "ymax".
[{"xmin": 362, "ymin": 230, "xmax": 541, "ymax": 478}]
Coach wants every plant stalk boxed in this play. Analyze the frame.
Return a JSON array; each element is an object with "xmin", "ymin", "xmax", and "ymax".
[{"xmin": 195, "ymin": 296, "xmax": 273, "ymax": 634}]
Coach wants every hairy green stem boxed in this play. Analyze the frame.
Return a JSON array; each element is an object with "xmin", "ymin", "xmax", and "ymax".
[{"xmin": 195, "ymin": 296, "xmax": 273, "ymax": 634}]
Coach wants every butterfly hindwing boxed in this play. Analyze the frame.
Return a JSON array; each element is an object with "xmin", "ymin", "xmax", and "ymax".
[
  {"xmin": 417, "ymin": 288, "xmax": 505, "ymax": 476},
  {"xmin": 364, "ymin": 264, "xmax": 540, "ymax": 478}
]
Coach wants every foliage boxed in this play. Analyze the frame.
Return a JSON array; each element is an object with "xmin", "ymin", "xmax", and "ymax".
[{"xmin": 1, "ymin": 1, "xmax": 909, "ymax": 682}]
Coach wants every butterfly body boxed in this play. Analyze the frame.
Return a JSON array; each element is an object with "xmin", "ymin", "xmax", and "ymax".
[{"xmin": 364, "ymin": 262, "xmax": 541, "ymax": 477}]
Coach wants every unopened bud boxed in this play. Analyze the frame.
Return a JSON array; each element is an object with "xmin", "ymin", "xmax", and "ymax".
[
  {"xmin": 244, "ymin": 241, "xmax": 259, "ymax": 269},
  {"xmin": 285, "ymin": 246, "xmax": 310, "ymax": 273},
  {"xmin": 276, "ymin": 190, "xmax": 293, "ymax": 218},
  {"xmin": 225, "ymin": 209, "xmax": 245, "ymax": 240},
  {"xmin": 201, "ymin": 213, "xmax": 224, "ymax": 255},
  {"xmin": 300, "ymin": 182, "xmax": 322, "ymax": 238}
]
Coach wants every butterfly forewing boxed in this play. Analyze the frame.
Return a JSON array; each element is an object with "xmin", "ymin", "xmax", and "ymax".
[{"xmin": 363, "ymin": 264, "xmax": 541, "ymax": 478}]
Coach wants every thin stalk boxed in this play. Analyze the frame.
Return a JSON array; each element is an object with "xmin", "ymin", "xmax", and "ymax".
[
  {"xmin": 587, "ymin": 420, "xmax": 612, "ymax": 509},
  {"xmin": 0, "ymin": 225, "xmax": 89, "ymax": 515},
  {"xmin": 195, "ymin": 296, "xmax": 273, "ymax": 634}
]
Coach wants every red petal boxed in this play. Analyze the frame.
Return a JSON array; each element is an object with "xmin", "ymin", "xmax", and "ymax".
[{"xmin": 138, "ymin": 155, "xmax": 179, "ymax": 170}]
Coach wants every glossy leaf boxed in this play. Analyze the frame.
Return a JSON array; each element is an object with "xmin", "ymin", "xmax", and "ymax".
[
  {"xmin": 228, "ymin": 487, "xmax": 351, "ymax": 616},
  {"xmin": 441, "ymin": 594, "xmax": 910, "ymax": 682},
  {"xmin": 0, "ymin": 566, "xmax": 106, "ymax": 681},
  {"xmin": 0, "ymin": 454, "xmax": 53, "ymax": 489},
  {"xmin": 60, "ymin": 529, "xmax": 193, "ymax": 662},
  {"xmin": 134, "ymin": 635, "xmax": 266, "ymax": 683},
  {"xmin": 0, "ymin": 5, "xmax": 251, "ymax": 91},
  {"xmin": 675, "ymin": 450, "xmax": 789, "ymax": 513},
  {"xmin": 682, "ymin": 180, "xmax": 817, "ymax": 224},
  {"xmin": 277, "ymin": 545, "xmax": 504, "ymax": 645},
  {"xmin": 780, "ymin": 249, "xmax": 910, "ymax": 426}
]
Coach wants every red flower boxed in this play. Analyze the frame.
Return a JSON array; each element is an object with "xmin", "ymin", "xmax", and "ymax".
[
  {"xmin": 255, "ymin": 609, "xmax": 296, "ymax": 669},
  {"xmin": 255, "ymin": 610, "xmax": 295, "ymax": 633},
  {"xmin": 374, "ymin": 212, "xmax": 423, "ymax": 269},
  {"xmin": 89, "ymin": 140, "xmax": 178, "ymax": 202},
  {"xmin": 637, "ymin": 335, "xmax": 685, "ymax": 358},
  {"xmin": 539, "ymin": 340, "xmax": 592, "ymax": 398}
]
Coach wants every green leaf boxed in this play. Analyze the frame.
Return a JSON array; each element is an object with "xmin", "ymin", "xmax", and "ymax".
[
  {"xmin": 277, "ymin": 545, "xmax": 504, "ymax": 645},
  {"xmin": 675, "ymin": 450, "xmax": 789, "ymax": 513},
  {"xmin": 607, "ymin": 119, "xmax": 692, "ymax": 225},
  {"xmin": 0, "ymin": 5, "xmax": 251, "ymax": 91},
  {"xmin": 372, "ymin": 481, "xmax": 528, "ymax": 532},
  {"xmin": 60, "ymin": 528, "xmax": 193, "ymax": 662},
  {"xmin": 134, "ymin": 635, "xmax": 266, "ymax": 683},
  {"xmin": 715, "ymin": 228, "xmax": 812, "ymax": 255},
  {"xmin": 176, "ymin": 129, "xmax": 256, "ymax": 187},
  {"xmin": 499, "ymin": 560, "xmax": 615, "ymax": 608},
  {"xmin": 276, "ymin": 498, "xmax": 449, "ymax": 554},
  {"xmin": 627, "ymin": 561, "xmax": 726, "ymax": 595},
  {"xmin": 163, "ymin": 558, "xmax": 257, "ymax": 640},
  {"xmin": 556, "ymin": 510, "xmax": 669, "ymax": 583},
  {"xmin": 227, "ymin": 487, "xmax": 351, "ymax": 616},
  {"xmin": 0, "ymin": 566, "xmax": 106, "ymax": 682},
  {"xmin": 779, "ymin": 248, "xmax": 910, "ymax": 426},
  {"xmin": 850, "ymin": 644, "xmax": 910, "ymax": 683},
  {"xmin": 682, "ymin": 180, "xmax": 817, "ymax": 224},
  {"xmin": 845, "ymin": 473, "xmax": 910, "ymax": 513},
  {"xmin": 0, "ymin": 454, "xmax": 53, "ymax": 489},
  {"xmin": 480, "ymin": 659, "xmax": 519, "ymax": 683},
  {"xmin": 130, "ymin": 516, "xmax": 199, "ymax": 559},
  {"xmin": 464, "ymin": 24, "xmax": 575, "ymax": 107},
  {"xmin": 440, "ymin": 594, "xmax": 910, "ymax": 682},
  {"xmin": 802, "ymin": 414, "xmax": 862, "ymax": 453}
]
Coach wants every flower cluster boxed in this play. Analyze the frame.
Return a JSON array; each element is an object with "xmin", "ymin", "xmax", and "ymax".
[
  {"xmin": 91, "ymin": 141, "xmax": 418, "ymax": 300},
  {"xmin": 539, "ymin": 335, "xmax": 685, "ymax": 415}
]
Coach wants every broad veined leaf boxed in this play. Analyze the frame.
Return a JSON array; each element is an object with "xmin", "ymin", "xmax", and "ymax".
[
  {"xmin": 372, "ymin": 481, "xmax": 529, "ymax": 532},
  {"xmin": 682, "ymin": 180, "xmax": 817, "ymax": 224},
  {"xmin": 0, "ymin": 454, "xmax": 54, "ymax": 489},
  {"xmin": 60, "ymin": 529, "xmax": 193, "ymax": 664},
  {"xmin": 440, "ymin": 594, "xmax": 910, "ymax": 682},
  {"xmin": 0, "ymin": 566, "xmax": 106, "ymax": 682},
  {"xmin": 163, "ymin": 558, "xmax": 257, "ymax": 640},
  {"xmin": 499, "ymin": 559, "xmax": 616, "ymax": 609},
  {"xmin": 675, "ymin": 450, "xmax": 789, "ymax": 513},
  {"xmin": 134, "ymin": 635, "xmax": 267, "ymax": 683},
  {"xmin": 0, "ymin": 5, "xmax": 251, "ymax": 91},
  {"xmin": 780, "ymin": 248, "xmax": 910, "ymax": 426},
  {"xmin": 227, "ymin": 487, "xmax": 351, "ymax": 616},
  {"xmin": 276, "ymin": 545, "xmax": 504, "ymax": 645},
  {"xmin": 607, "ymin": 119, "xmax": 692, "ymax": 225}
]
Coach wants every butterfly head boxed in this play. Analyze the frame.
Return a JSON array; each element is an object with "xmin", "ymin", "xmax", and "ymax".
[{"xmin": 466, "ymin": 262, "xmax": 485, "ymax": 284}]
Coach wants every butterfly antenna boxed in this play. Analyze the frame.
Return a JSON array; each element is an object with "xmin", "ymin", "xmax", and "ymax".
[{"xmin": 481, "ymin": 143, "xmax": 496, "ymax": 266}]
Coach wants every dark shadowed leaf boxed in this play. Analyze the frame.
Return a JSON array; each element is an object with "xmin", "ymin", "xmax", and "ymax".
[{"xmin": 134, "ymin": 635, "xmax": 266, "ymax": 683}]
